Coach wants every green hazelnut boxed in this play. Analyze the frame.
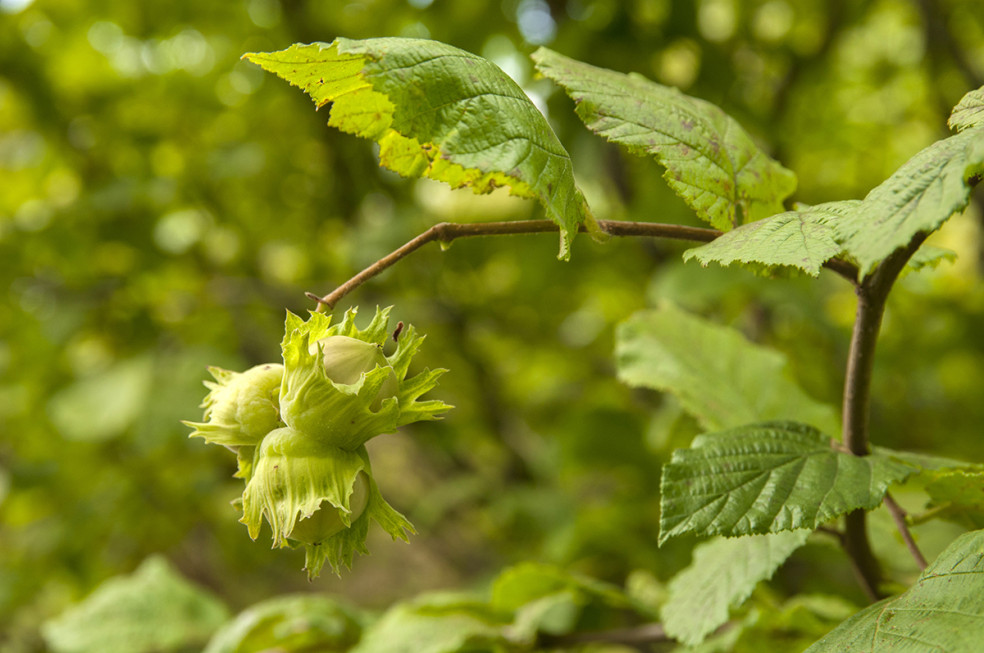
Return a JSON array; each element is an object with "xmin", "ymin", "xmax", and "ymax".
[
  {"xmin": 289, "ymin": 472, "xmax": 370, "ymax": 545},
  {"xmin": 311, "ymin": 335, "xmax": 398, "ymax": 410}
]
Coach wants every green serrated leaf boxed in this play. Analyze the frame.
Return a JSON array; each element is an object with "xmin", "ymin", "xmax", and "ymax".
[
  {"xmin": 41, "ymin": 556, "xmax": 229, "ymax": 653},
  {"xmin": 203, "ymin": 594, "xmax": 363, "ymax": 653},
  {"xmin": 615, "ymin": 306, "xmax": 839, "ymax": 434},
  {"xmin": 350, "ymin": 593, "xmax": 508, "ymax": 653},
  {"xmin": 683, "ymin": 201, "xmax": 855, "ymax": 277},
  {"xmin": 244, "ymin": 39, "xmax": 593, "ymax": 259},
  {"xmin": 949, "ymin": 85, "xmax": 984, "ymax": 132},
  {"xmin": 805, "ymin": 528, "xmax": 984, "ymax": 652},
  {"xmin": 659, "ymin": 422, "xmax": 917, "ymax": 544},
  {"xmin": 532, "ymin": 48, "xmax": 796, "ymax": 231},
  {"xmin": 662, "ymin": 530, "xmax": 811, "ymax": 645},
  {"xmin": 834, "ymin": 126, "xmax": 984, "ymax": 277}
]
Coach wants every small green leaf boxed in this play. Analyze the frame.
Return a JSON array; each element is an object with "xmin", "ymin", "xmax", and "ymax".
[
  {"xmin": 244, "ymin": 39, "xmax": 593, "ymax": 259},
  {"xmin": 659, "ymin": 422, "xmax": 917, "ymax": 543},
  {"xmin": 904, "ymin": 244, "xmax": 957, "ymax": 273},
  {"xmin": 203, "ymin": 594, "xmax": 363, "ymax": 653},
  {"xmin": 661, "ymin": 530, "xmax": 811, "ymax": 645},
  {"xmin": 923, "ymin": 468, "xmax": 984, "ymax": 529},
  {"xmin": 949, "ymin": 85, "xmax": 984, "ymax": 132},
  {"xmin": 41, "ymin": 556, "xmax": 229, "ymax": 653},
  {"xmin": 616, "ymin": 306, "xmax": 839, "ymax": 434},
  {"xmin": 834, "ymin": 126, "xmax": 984, "ymax": 277},
  {"xmin": 805, "ymin": 528, "xmax": 984, "ymax": 652},
  {"xmin": 532, "ymin": 48, "xmax": 796, "ymax": 231},
  {"xmin": 683, "ymin": 201, "xmax": 855, "ymax": 277}
]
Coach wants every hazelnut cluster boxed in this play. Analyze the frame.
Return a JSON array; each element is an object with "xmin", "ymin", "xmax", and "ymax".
[{"xmin": 186, "ymin": 307, "xmax": 450, "ymax": 577}]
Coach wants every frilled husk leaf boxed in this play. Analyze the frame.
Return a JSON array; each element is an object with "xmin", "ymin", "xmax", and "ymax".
[
  {"xmin": 279, "ymin": 307, "xmax": 451, "ymax": 450},
  {"xmin": 241, "ymin": 427, "xmax": 367, "ymax": 545},
  {"xmin": 185, "ymin": 364, "xmax": 284, "ymax": 448},
  {"xmin": 240, "ymin": 427, "xmax": 413, "ymax": 578},
  {"xmin": 301, "ymin": 450, "xmax": 414, "ymax": 578}
]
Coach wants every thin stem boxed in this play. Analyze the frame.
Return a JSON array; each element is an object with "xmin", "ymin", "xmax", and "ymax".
[
  {"xmin": 310, "ymin": 219, "xmax": 858, "ymax": 311},
  {"xmin": 884, "ymin": 493, "xmax": 929, "ymax": 570},
  {"xmin": 840, "ymin": 233, "xmax": 930, "ymax": 600}
]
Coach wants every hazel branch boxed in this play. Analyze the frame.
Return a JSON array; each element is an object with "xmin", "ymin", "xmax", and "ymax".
[
  {"xmin": 309, "ymin": 219, "xmax": 859, "ymax": 311},
  {"xmin": 840, "ymin": 232, "xmax": 930, "ymax": 600}
]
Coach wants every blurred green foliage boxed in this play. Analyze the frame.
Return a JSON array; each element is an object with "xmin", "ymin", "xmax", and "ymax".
[{"xmin": 1, "ymin": 0, "xmax": 983, "ymax": 650}]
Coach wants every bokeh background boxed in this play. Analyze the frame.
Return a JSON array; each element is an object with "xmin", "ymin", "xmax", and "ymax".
[{"xmin": 2, "ymin": 0, "xmax": 984, "ymax": 649}]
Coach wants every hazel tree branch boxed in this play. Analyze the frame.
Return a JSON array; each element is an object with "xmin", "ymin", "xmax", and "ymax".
[
  {"xmin": 840, "ymin": 232, "xmax": 930, "ymax": 600},
  {"xmin": 308, "ymin": 219, "xmax": 859, "ymax": 311}
]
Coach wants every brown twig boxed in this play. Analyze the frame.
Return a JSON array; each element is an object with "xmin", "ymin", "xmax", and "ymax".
[
  {"xmin": 884, "ymin": 493, "xmax": 929, "ymax": 570},
  {"xmin": 309, "ymin": 219, "xmax": 859, "ymax": 311}
]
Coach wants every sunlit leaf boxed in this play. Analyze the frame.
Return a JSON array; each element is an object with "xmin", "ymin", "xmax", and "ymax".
[
  {"xmin": 661, "ymin": 530, "xmax": 811, "ymax": 645},
  {"xmin": 834, "ymin": 126, "xmax": 984, "ymax": 277},
  {"xmin": 949, "ymin": 86, "xmax": 984, "ymax": 132},
  {"xmin": 41, "ymin": 556, "xmax": 229, "ymax": 653},
  {"xmin": 683, "ymin": 201, "xmax": 855, "ymax": 276},
  {"xmin": 532, "ymin": 48, "xmax": 796, "ymax": 231},
  {"xmin": 244, "ymin": 39, "xmax": 593, "ymax": 259},
  {"xmin": 805, "ymin": 529, "xmax": 984, "ymax": 652},
  {"xmin": 659, "ymin": 422, "xmax": 917, "ymax": 543},
  {"xmin": 616, "ymin": 306, "xmax": 839, "ymax": 434}
]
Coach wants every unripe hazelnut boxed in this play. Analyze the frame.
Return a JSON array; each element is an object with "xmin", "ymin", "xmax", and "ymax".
[
  {"xmin": 311, "ymin": 335, "xmax": 398, "ymax": 410},
  {"xmin": 289, "ymin": 472, "xmax": 370, "ymax": 545}
]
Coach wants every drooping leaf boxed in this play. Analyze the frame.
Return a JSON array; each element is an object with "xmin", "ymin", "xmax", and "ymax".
[
  {"xmin": 532, "ymin": 48, "xmax": 796, "ymax": 231},
  {"xmin": 834, "ymin": 126, "xmax": 984, "ymax": 277},
  {"xmin": 615, "ymin": 306, "xmax": 839, "ymax": 434},
  {"xmin": 659, "ymin": 422, "xmax": 917, "ymax": 543},
  {"xmin": 203, "ymin": 594, "xmax": 363, "ymax": 653},
  {"xmin": 243, "ymin": 39, "xmax": 593, "ymax": 259},
  {"xmin": 41, "ymin": 556, "xmax": 229, "ymax": 653},
  {"xmin": 661, "ymin": 530, "xmax": 811, "ymax": 645},
  {"xmin": 350, "ymin": 593, "xmax": 508, "ymax": 653},
  {"xmin": 805, "ymin": 528, "xmax": 984, "ymax": 652},
  {"xmin": 683, "ymin": 201, "xmax": 855, "ymax": 277},
  {"xmin": 949, "ymin": 85, "xmax": 984, "ymax": 132}
]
